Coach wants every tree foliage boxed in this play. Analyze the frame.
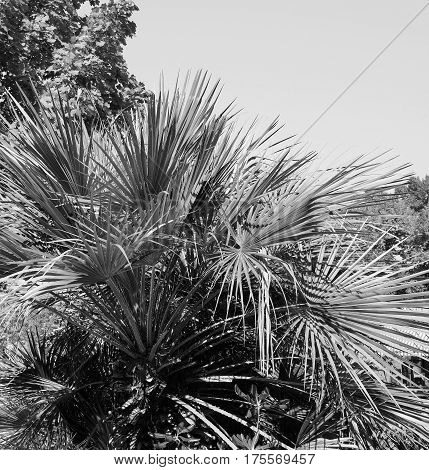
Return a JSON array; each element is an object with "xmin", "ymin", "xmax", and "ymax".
[
  {"xmin": 1, "ymin": 74, "xmax": 429, "ymax": 449},
  {"xmin": 0, "ymin": 0, "xmax": 147, "ymax": 120},
  {"xmin": 370, "ymin": 176, "xmax": 429, "ymax": 262}
]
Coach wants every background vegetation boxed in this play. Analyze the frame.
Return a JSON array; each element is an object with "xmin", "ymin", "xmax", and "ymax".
[{"xmin": 0, "ymin": 0, "xmax": 147, "ymax": 120}]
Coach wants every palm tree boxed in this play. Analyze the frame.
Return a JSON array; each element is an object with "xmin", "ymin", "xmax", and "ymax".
[{"xmin": 1, "ymin": 72, "xmax": 429, "ymax": 449}]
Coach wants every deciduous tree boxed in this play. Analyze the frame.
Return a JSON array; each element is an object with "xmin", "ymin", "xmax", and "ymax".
[{"xmin": 0, "ymin": 0, "xmax": 146, "ymax": 120}]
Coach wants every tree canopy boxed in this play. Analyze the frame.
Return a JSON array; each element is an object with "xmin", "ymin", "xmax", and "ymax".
[
  {"xmin": 371, "ymin": 175, "xmax": 429, "ymax": 260},
  {"xmin": 0, "ymin": 0, "xmax": 147, "ymax": 119}
]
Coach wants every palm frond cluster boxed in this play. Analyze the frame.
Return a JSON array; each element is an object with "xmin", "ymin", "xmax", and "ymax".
[{"xmin": 0, "ymin": 72, "xmax": 429, "ymax": 449}]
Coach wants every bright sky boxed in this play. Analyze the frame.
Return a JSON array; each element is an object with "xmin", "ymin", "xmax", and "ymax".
[{"xmin": 124, "ymin": 0, "xmax": 429, "ymax": 176}]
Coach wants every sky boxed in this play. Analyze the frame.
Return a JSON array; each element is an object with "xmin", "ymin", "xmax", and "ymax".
[{"xmin": 124, "ymin": 0, "xmax": 429, "ymax": 176}]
